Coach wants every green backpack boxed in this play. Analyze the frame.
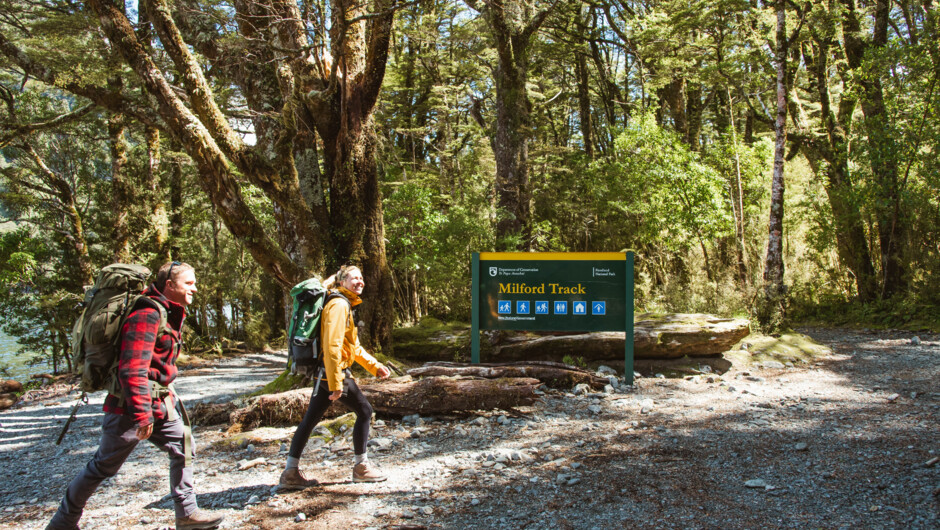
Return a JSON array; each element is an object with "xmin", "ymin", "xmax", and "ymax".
[
  {"xmin": 70, "ymin": 263, "xmax": 168, "ymax": 395},
  {"xmin": 287, "ymin": 278, "xmax": 348, "ymax": 375}
]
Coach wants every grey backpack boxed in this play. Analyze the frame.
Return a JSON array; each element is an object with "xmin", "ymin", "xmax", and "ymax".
[{"xmin": 70, "ymin": 264, "xmax": 167, "ymax": 394}]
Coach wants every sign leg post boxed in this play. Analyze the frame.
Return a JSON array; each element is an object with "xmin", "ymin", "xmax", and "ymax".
[
  {"xmin": 471, "ymin": 252, "xmax": 480, "ymax": 364},
  {"xmin": 625, "ymin": 251, "xmax": 634, "ymax": 385}
]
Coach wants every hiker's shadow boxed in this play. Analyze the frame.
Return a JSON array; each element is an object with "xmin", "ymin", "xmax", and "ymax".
[
  {"xmin": 144, "ymin": 479, "xmax": 360, "ymax": 511},
  {"xmin": 145, "ymin": 483, "xmax": 275, "ymax": 511}
]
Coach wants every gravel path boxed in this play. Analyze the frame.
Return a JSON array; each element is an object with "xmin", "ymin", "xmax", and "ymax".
[{"xmin": 1, "ymin": 328, "xmax": 938, "ymax": 529}]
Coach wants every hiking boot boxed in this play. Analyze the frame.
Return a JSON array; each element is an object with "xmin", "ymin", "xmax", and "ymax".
[
  {"xmin": 175, "ymin": 509, "xmax": 224, "ymax": 530},
  {"xmin": 279, "ymin": 467, "xmax": 319, "ymax": 490},
  {"xmin": 353, "ymin": 462, "xmax": 387, "ymax": 483},
  {"xmin": 45, "ymin": 520, "xmax": 79, "ymax": 530}
]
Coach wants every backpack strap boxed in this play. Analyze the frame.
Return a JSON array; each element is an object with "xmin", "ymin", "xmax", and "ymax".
[
  {"xmin": 109, "ymin": 295, "xmax": 172, "ymax": 406},
  {"xmin": 134, "ymin": 296, "xmax": 170, "ymax": 336},
  {"xmin": 325, "ymin": 291, "xmax": 352, "ymax": 326},
  {"xmin": 309, "ymin": 291, "xmax": 351, "ymax": 376}
]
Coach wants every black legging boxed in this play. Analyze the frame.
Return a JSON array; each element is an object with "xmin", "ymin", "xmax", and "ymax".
[{"xmin": 288, "ymin": 375, "xmax": 373, "ymax": 459}]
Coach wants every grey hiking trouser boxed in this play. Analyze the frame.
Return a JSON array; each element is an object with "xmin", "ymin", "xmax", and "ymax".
[{"xmin": 49, "ymin": 410, "xmax": 197, "ymax": 528}]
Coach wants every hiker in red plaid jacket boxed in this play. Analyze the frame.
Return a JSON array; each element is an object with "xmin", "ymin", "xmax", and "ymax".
[{"xmin": 48, "ymin": 262, "xmax": 223, "ymax": 530}]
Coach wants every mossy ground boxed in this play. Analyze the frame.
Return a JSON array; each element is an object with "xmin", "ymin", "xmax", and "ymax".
[{"xmin": 249, "ymin": 370, "xmax": 307, "ymax": 396}]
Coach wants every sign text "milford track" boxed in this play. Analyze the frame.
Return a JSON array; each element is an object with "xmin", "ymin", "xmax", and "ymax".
[{"xmin": 498, "ymin": 283, "xmax": 586, "ymax": 295}]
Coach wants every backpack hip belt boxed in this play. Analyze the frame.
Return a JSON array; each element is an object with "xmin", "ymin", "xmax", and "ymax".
[
  {"xmin": 160, "ymin": 382, "xmax": 193, "ymax": 467},
  {"xmin": 149, "ymin": 379, "xmax": 172, "ymax": 400},
  {"xmin": 312, "ymin": 367, "xmax": 353, "ymax": 395}
]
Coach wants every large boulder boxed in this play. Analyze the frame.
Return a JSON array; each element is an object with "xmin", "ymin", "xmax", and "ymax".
[{"xmin": 392, "ymin": 313, "xmax": 750, "ymax": 362}]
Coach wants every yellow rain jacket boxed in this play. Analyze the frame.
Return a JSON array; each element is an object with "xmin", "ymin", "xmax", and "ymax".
[{"xmin": 321, "ymin": 286, "xmax": 381, "ymax": 391}]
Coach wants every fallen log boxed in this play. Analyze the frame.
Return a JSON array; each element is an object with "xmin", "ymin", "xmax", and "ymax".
[
  {"xmin": 228, "ymin": 388, "xmax": 312, "ymax": 432},
  {"xmin": 190, "ymin": 402, "xmax": 238, "ymax": 426},
  {"xmin": 360, "ymin": 376, "xmax": 540, "ymax": 416},
  {"xmin": 227, "ymin": 376, "xmax": 541, "ymax": 430},
  {"xmin": 1, "ymin": 379, "xmax": 23, "ymax": 393},
  {"xmin": 408, "ymin": 361, "xmax": 610, "ymax": 390},
  {"xmin": 186, "ymin": 337, "xmax": 252, "ymax": 357}
]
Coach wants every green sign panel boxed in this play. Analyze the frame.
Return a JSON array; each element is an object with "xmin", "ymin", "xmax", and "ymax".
[
  {"xmin": 471, "ymin": 252, "xmax": 635, "ymax": 383},
  {"xmin": 479, "ymin": 257, "xmax": 627, "ymax": 331}
]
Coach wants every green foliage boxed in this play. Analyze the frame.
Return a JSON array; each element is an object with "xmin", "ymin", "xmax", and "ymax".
[
  {"xmin": 383, "ymin": 176, "xmax": 493, "ymax": 321},
  {"xmin": 531, "ymin": 113, "xmax": 735, "ymax": 255},
  {"xmin": 790, "ymin": 295, "xmax": 940, "ymax": 333},
  {"xmin": 242, "ymin": 312, "xmax": 271, "ymax": 351},
  {"xmin": 561, "ymin": 355, "xmax": 586, "ymax": 368},
  {"xmin": 0, "ymin": 227, "xmax": 79, "ymax": 374},
  {"xmin": 610, "ymin": 113, "xmax": 734, "ymax": 248}
]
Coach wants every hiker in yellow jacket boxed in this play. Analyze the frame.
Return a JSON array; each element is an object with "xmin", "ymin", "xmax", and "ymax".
[{"xmin": 279, "ymin": 265, "xmax": 391, "ymax": 489}]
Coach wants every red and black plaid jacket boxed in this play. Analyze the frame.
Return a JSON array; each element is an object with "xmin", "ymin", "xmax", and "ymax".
[{"xmin": 103, "ymin": 284, "xmax": 185, "ymax": 427}]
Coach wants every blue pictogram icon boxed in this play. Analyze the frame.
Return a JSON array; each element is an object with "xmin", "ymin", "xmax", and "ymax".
[
  {"xmin": 573, "ymin": 301, "xmax": 587, "ymax": 315},
  {"xmin": 516, "ymin": 300, "xmax": 530, "ymax": 314},
  {"xmin": 498, "ymin": 301, "xmax": 511, "ymax": 314},
  {"xmin": 535, "ymin": 301, "xmax": 549, "ymax": 314},
  {"xmin": 592, "ymin": 301, "xmax": 606, "ymax": 315},
  {"xmin": 554, "ymin": 301, "xmax": 568, "ymax": 314}
]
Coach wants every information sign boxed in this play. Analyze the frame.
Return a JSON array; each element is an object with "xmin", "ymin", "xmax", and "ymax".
[{"xmin": 471, "ymin": 252, "xmax": 635, "ymax": 383}]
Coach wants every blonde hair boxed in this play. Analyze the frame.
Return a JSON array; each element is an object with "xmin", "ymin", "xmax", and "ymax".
[{"xmin": 323, "ymin": 265, "xmax": 361, "ymax": 289}]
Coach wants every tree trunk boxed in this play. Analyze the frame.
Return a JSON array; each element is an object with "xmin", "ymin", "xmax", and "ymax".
[
  {"xmin": 324, "ymin": 117, "xmax": 394, "ymax": 348},
  {"xmin": 493, "ymin": 54, "xmax": 532, "ymax": 249},
  {"xmin": 260, "ymin": 273, "xmax": 286, "ymax": 341},
  {"xmin": 759, "ymin": 0, "xmax": 789, "ymax": 332},
  {"xmin": 804, "ymin": 30, "xmax": 878, "ymax": 302},
  {"xmin": 494, "ymin": 315, "xmax": 751, "ymax": 361},
  {"xmin": 362, "ymin": 376, "xmax": 540, "ymax": 417},
  {"xmin": 211, "ymin": 211, "xmax": 227, "ymax": 339},
  {"xmin": 575, "ymin": 49, "xmax": 594, "ymax": 159},
  {"xmin": 281, "ymin": 0, "xmax": 397, "ymax": 349},
  {"xmin": 144, "ymin": 126, "xmax": 171, "ymax": 265},
  {"xmin": 726, "ymin": 88, "xmax": 749, "ymax": 286},
  {"xmin": 685, "ymin": 83, "xmax": 704, "ymax": 151},
  {"xmin": 107, "ymin": 111, "xmax": 131, "ymax": 263},
  {"xmin": 588, "ymin": 39, "xmax": 623, "ymax": 138},
  {"xmin": 168, "ymin": 150, "xmax": 183, "ymax": 259},
  {"xmin": 471, "ymin": 0, "xmax": 555, "ymax": 250},
  {"xmin": 393, "ymin": 313, "xmax": 750, "ymax": 362},
  {"xmin": 858, "ymin": 0, "xmax": 907, "ymax": 298},
  {"xmin": 841, "ymin": 0, "xmax": 908, "ymax": 298}
]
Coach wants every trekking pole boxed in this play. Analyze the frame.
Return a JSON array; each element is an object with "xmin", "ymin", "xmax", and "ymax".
[
  {"xmin": 312, "ymin": 365, "xmax": 324, "ymax": 395},
  {"xmin": 55, "ymin": 391, "xmax": 88, "ymax": 445}
]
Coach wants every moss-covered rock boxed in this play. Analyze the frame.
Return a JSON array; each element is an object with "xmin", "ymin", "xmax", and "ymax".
[
  {"xmin": 724, "ymin": 332, "xmax": 831, "ymax": 369},
  {"xmin": 391, "ymin": 313, "xmax": 751, "ymax": 362},
  {"xmin": 320, "ymin": 412, "xmax": 357, "ymax": 437},
  {"xmin": 391, "ymin": 318, "xmax": 475, "ymax": 361},
  {"xmin": 213, "ymin": 426, "xmax": 294, "ymax": 450}
]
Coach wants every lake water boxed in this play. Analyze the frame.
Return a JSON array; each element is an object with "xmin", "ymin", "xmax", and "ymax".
[{"xmin": 0, "ymin": 328, "xmax": 46, "ymax": 382}]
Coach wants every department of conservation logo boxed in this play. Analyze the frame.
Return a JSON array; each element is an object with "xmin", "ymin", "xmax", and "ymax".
[{"xmin": 489, "ymin": 267, "xmax": 498, "ymax": 277}]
